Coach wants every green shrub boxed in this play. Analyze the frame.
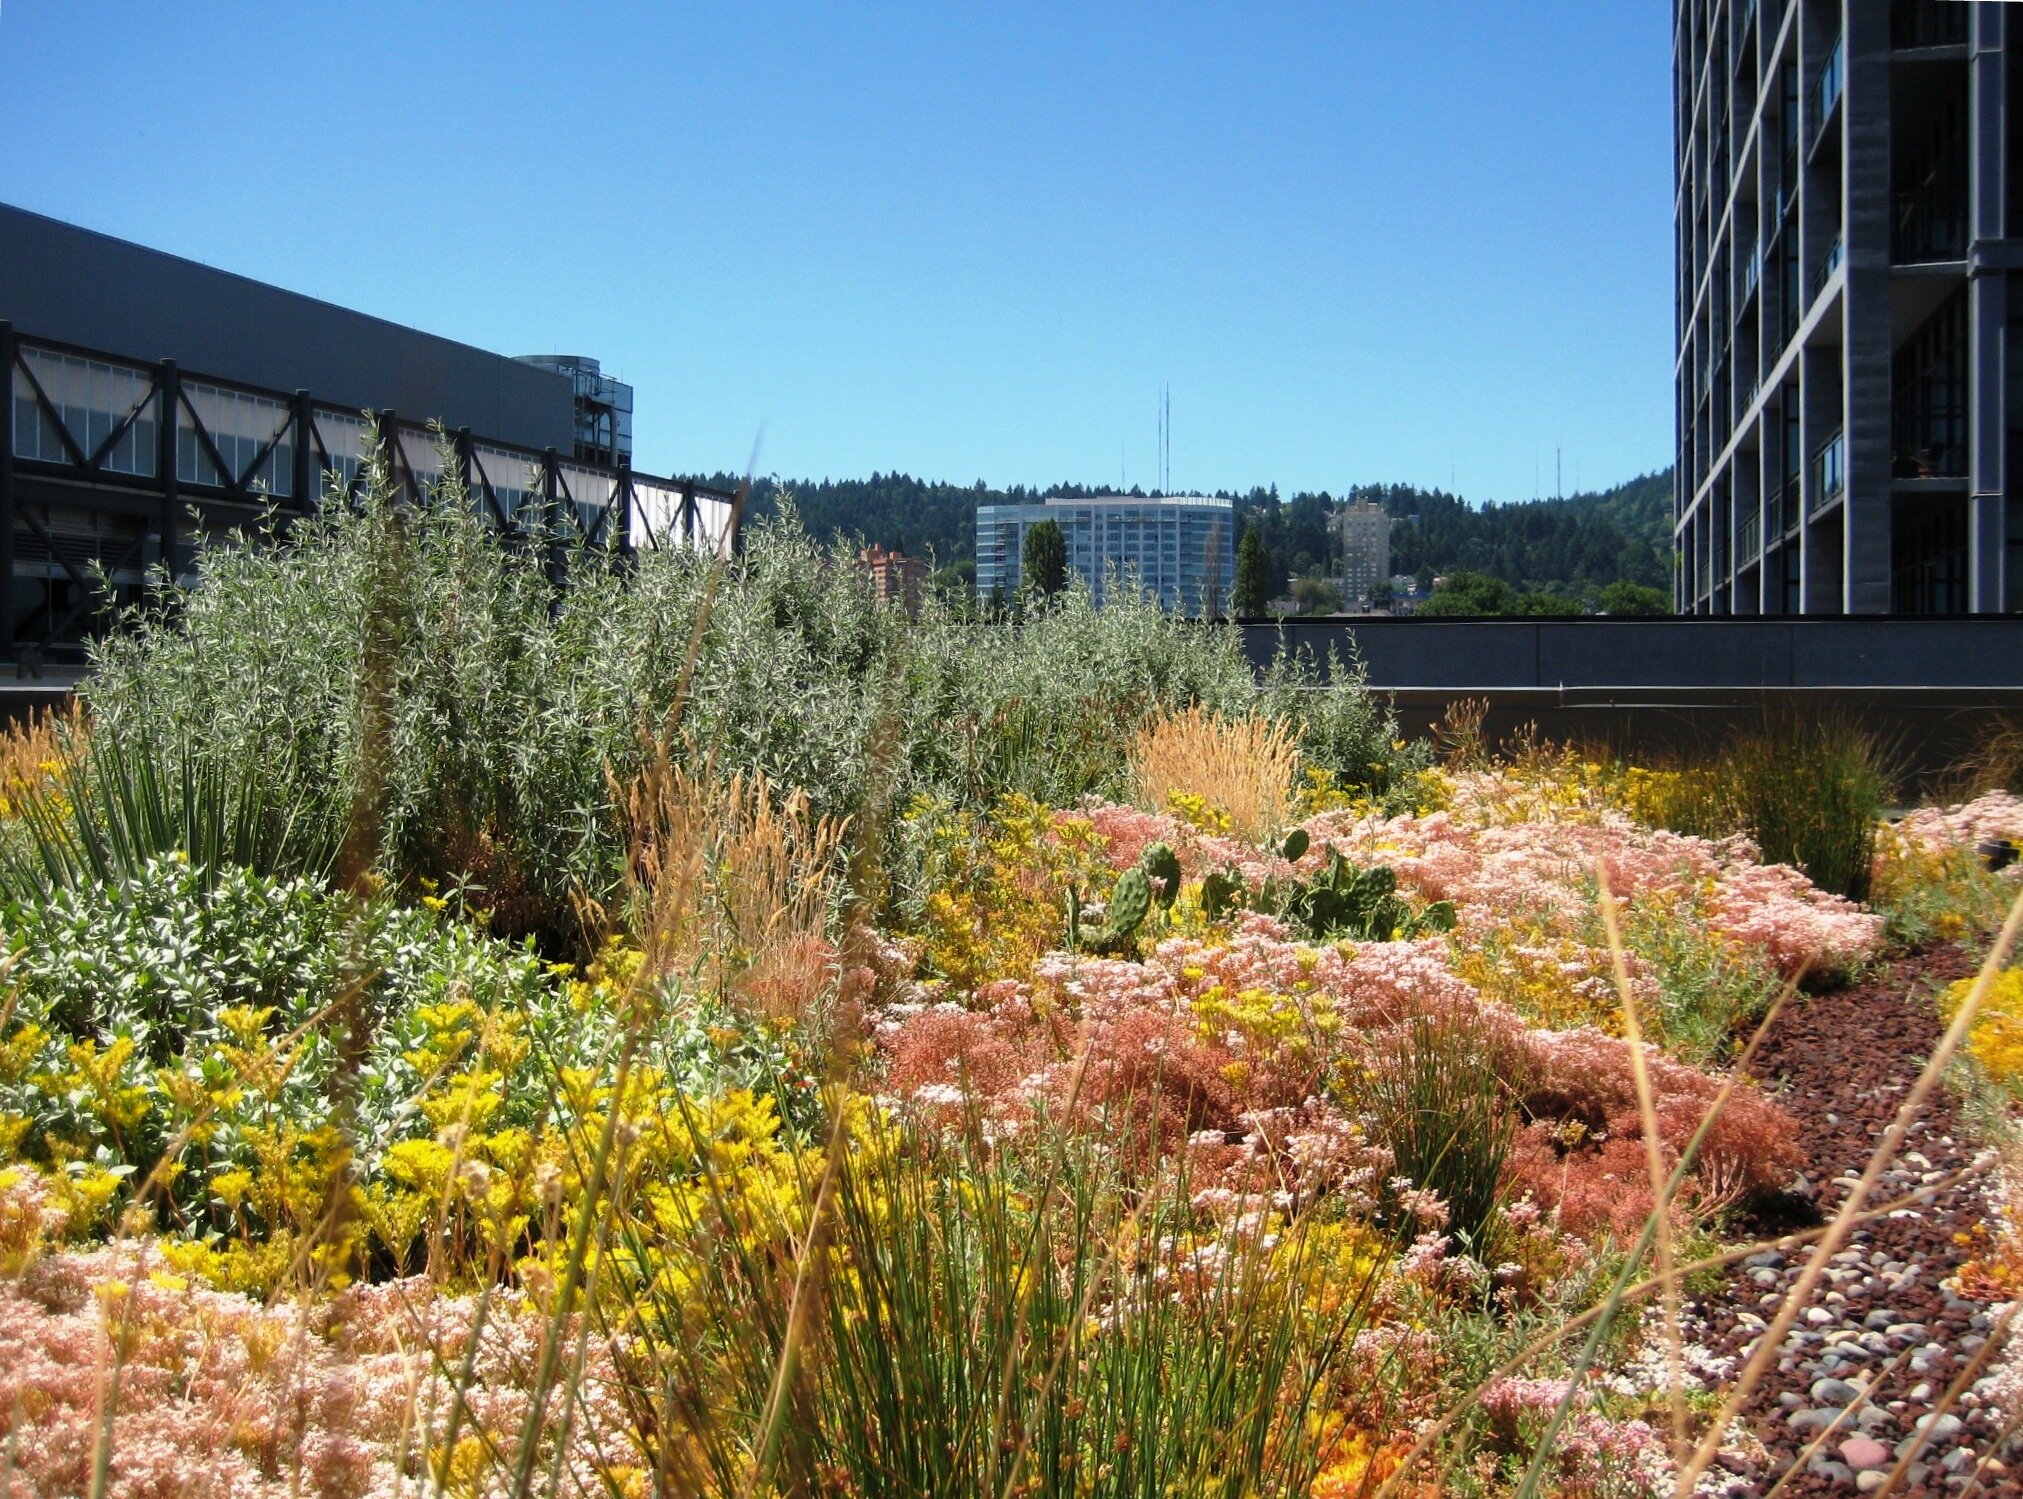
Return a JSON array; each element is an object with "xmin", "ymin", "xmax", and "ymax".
[
  {"xmin": 82, "ymin": 443, "xmax": 1415, "ymax": 951},
  {"xmin": 7, "ymin": 856, "xmax": 368, "ymax": 1060},
  {"xmin": 0, "ymin": 855, "xmax": 557, "ymax": 1236},
  {"xmin": 1615, "ymin": 896, "xmax": 1781, "ymax": 1066},
  {"xmin": 0, "ymin": 846, "xmax": 838, "ymax": 1273}
]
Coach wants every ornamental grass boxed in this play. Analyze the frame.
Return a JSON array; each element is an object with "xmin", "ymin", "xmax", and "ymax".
[{"xmin": 1128, "ymin": 702, "xmax": 1301, "ymax": 845}]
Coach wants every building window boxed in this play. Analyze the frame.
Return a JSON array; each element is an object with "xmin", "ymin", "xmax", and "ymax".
[
  {"xmin": 1893, "ymin": 497, "xmax": 1970, "ymax": 613},
  {"xmin": 312, "ymin": 410, "xmax": 367, "ymax": 495},
  {"xmin": 1893, "ymin": 287, "xmax": 1969, "ymax": 477},
  {"xmin": 472, "ymin": 444, "xmax": 543, "ymax": 524},
  {"xmin": 12, "ymin": 348, "xmax": 159, "ymax": 477},
  {"xmin": 180, "ymin": 381, "xmax": 294, "ymax": 496}
]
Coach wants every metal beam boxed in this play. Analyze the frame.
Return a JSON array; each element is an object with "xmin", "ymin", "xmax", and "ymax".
[
  {"xmin": 0, "ymin": 322, "xmax": 16, "ymax": 668},
  {"xmin": 158, "ymin": 360, "xmax": 180, "ymax": 590}
]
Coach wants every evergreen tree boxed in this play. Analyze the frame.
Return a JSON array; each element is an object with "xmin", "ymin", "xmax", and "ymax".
[
  {"xmin": 1021, "ymin": 518, "xmax": 1069, "ymax": 600},
  {"xmin": 1234, "ymin": 523, "xmax": 1272, "ymax": 617}
]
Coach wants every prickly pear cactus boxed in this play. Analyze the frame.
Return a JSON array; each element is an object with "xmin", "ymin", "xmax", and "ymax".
[
  {"xmin": 1142, "ymin": 843, "xmax": 1182, "ymax": 908},
  {"xmin": 1108, "ymin": 867, "xmax": 1152, "ymax": 936},
  {"xmin": 1413, "ymin": 899, "xmax": 1458, "ymax": 935},
  {"xmin": 1202, "ymin": 870, "xmax": 1246, "ymax": 921}
]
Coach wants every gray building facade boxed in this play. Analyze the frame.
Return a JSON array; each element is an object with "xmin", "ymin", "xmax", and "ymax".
[
  {"xmin": 975, "ymin": 495, "xmax": 1237, "ymax": 615},
  {"xmin": 1675, "ymin": 0, "xmax": 2023, "ymax": 616},
  {"xmin": 0, "ymin": 203, "xmax": 730, "ymax": 670},
  {"xmin": 0, "ymin": 204, "xmax": 582, "ymax": 453}
]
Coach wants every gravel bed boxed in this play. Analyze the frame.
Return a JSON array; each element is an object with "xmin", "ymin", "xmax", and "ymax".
[{"xmin": 1682, "ymin": 946, "xmax": 2021, "ymax": 1496}]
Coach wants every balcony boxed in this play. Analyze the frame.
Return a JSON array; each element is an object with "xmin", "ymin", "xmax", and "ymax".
[
  {"xmin": 1814, "ymin": 34, "xmax": 1845, "ymax": 142},
  {"xmin": 1811, "ymin": 428, "xmax": 1847, "ymax": 514},
  {"xmin": 1894, "ymin": 184, "xmax": 1968, "ymax": 263},
  {"xmin": 1741, "ymin": 511, "xmax": 1762, "ymax": 565},
  {"xmin": 1813, "ymin": 234, "xmax": 1843, "ymax": 296},
  {"xmin": 1741, "ymin": 241, "xmax": 1763, "ymax": 302},
  {"xmin": 1893, "ymin": 416, "xmax": 1967, "ymax": 479}
]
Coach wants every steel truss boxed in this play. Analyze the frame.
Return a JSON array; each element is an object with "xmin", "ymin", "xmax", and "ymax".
[{"xmin": 0, "ymin": 321, "xmax": 737, "ymax": 672}]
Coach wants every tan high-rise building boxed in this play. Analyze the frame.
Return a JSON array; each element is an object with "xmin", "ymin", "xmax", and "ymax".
[{"xmin": 1332, "ymin": 499, "xmax": 1393, "ymax": 610}]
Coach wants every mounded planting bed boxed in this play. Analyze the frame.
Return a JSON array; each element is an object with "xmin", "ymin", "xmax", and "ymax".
[{"xmin": 0, "ymin": 473, "xmax": 2021, "ymax": 1498}]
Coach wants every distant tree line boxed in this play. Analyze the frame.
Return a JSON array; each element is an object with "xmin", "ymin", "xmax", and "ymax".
[
  {"xmin": 725, "ymin": 467, "xmax": 1676, "ymax": 610},
  {"xmin": 1233, "ymin": 471, "xmax": 1673, "ymax": 606}
]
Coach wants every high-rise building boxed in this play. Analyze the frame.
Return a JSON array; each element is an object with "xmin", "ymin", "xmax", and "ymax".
[
  {"xmin": 1675, "ymin": 0, "xmax": 2022, "ymax": 616},
  {"xmin": 1331, "ymin": 499, "xmax": 1393, "ymax": 610},
  {"xmin": 974, "ymin": 495, "xmax": 1237, "ymax": 615}
]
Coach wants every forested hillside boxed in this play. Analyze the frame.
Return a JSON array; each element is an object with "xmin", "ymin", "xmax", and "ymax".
[
  {"xmin": 729, "ymin": 467, "xmax": 1675, "ymax": 599},
  {"xmin": 1386, "ymin": 470, "xmax": 1674, "ymax": 592}
]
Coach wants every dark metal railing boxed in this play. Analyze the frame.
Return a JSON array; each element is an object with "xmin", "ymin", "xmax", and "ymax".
[
  {"xmin": 1813, "ymin": 234, "xmax": 1843, "ymax": 297},
  {"xmin": 1811, "ymin": 428, "xmax": 1847, "ymax": 514},
  {"xmin": 1813, "ymin": 33, "xmax": 1845, "ymax": 142},
  {"xmin": 1894, "ymin": 185, "xmax": 1969, "ymax": 263}
]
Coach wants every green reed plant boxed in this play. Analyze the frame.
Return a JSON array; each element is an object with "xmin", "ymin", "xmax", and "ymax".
[
  {"xmin": 0, "ymin": 720, "xmax": 335, "ymax": 902},
  {"xmin": 1942, "ymin": 712, "xmax": 2023, "ymax": 798},
  {"xmin": 603, "ymin": 1101, "xmax": 1383, "ymax": 1499},
  {"xmin": 1727, "ymin": 713, "xmax": 1890, "ymax": 903},
  {"xmin": 1353, "ymin": 1010, "xmax": 1514, "ymax": 1258},
  {"xmin": 1625, "ymin": 712, "xmax": 1891, "ymax": 903}
]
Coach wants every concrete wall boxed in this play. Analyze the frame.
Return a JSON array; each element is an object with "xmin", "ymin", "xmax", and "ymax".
[
  {"xmin": 1243, "ymin": 617, "xmax": 2023, "ymax": 788},
  {"xmin": 1244, "ymin": 617, "xmax": 2023, "ymax": 689},
  {"xmin": 0, "ymin": 204, "xmax": 575, "ymax": 451}
]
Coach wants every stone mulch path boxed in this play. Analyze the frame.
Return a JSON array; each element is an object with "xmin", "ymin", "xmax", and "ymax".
[{"xmin": 1682, "ymin": 946, "xmax": 2022, "ymax": 1496}]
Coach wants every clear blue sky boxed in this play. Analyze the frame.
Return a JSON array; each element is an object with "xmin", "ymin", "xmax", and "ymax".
[{"xmin": 0, "ymin": 3, "xmax": 1674, "ymax": 503}]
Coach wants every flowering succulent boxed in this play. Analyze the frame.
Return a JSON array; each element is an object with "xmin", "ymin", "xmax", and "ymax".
[{"xmin": 1942, "ymin": 966, "xmax": 2023, "ymax": 1096}]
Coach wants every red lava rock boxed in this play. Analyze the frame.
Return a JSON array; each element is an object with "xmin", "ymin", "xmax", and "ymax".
[{"xmin": 1839, "ymin": 1434, "xmax": 1891, "ymax": 1471}]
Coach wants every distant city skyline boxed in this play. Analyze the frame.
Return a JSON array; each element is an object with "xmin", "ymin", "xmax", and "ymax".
[{"xmin": 0, "ymin": 3, "xmax": 1673, "ymax": 504}]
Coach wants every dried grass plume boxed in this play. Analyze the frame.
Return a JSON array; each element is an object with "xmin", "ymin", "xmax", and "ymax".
[{"xmin": 1127, "ymin": 703, "xmax": 1298, "ymax": 844}]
